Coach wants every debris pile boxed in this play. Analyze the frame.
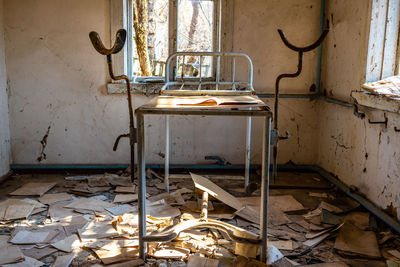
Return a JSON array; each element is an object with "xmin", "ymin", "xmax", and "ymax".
[{"xmin": 0, "ymin": 171, "xmax": 398, "ymax": 266}]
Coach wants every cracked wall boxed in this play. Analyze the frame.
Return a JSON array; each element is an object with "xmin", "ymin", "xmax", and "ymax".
[
  {"xmin": 4, "ymin": 0, "xmax": 320, "ymax": 166},
  {"xmin": 319, "ymin": 0, "xmax": 400, "ymax": 221},
  {"xmin": 0, "ymin": 0, "xmax": 11, "ymax": 177}
]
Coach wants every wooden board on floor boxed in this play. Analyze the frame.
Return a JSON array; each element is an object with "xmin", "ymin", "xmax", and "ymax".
[
  {"xmin": 4, "ymin": 203, "xmax": 36, "ymax": 221},
  {"xmin": 115, "ymin": 185, "xmax": 136, "ymax": 194},
  {"xmin": 64, "ymin": 198, "xmax": 114, "ymax": 212},
  {"xmin": 269, "ymin": 195, "xmax": 305, "ymax": 212},
  {"xmin": 113, "ymin": 194, "xmax": 138, "ymax": 203},
  {"xmin": 186, "ymin": 255, "xmax": 219, "ymax": 267},
  {"xmin": 78, "ymin": 220, "xmax": 119, "ymax": 242},
  {"xmin": 10, "ymin": 229, "xmax": 60, "ymax": 244},
  {"xmin": 9, "ymin": 182, "xmax": 57, "ymax": 196},
  {"xmin": 90, "ymin": 240, "xmax": 139, "ymax": 265},
  {"xmin": 53, "ymin": 253, "xmax": 74, "ymax": 267},
  {"xmin": 190, "ymin": 173, "xmax": 244, "ymax": 210},
  {"xmin": 38, "ymin": 193, "xmax": 73, "ymax": 205},
  {"xmin": 51, "ymin": 234, "xmax": 80, "ymax": 253},
  {"xmin": 106, "ymin": 204, "xmax": 135, "ymax": 216},
  {"xmin": 334, "ymin": 222, "xmax": 381, "ymax": 258},
  {"xmin": 2, "ymin": 256, "xmax": 44, "ymax": 267},
  {"xmin": 0, "ymin": 236, "xmax": 25, "ymax": 265},
  {"xmin": 22, "ymin": 246, "xmax": 58, "ymax": 260}
]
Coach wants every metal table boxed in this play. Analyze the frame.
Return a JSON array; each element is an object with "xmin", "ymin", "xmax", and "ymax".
[{"xmin": 135, "ymin": 95, "xmax": 273, "ymax": 262}]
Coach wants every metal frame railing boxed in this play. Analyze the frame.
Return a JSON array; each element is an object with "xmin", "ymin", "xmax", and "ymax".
[{"xmin": 160, "ymin": 51, "xmax": 255, "ymax": 95}]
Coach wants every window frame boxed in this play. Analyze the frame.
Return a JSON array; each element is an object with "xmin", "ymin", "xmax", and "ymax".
[
  {"xmin": 366, "ymin": 0, "xmax": 400, "ymax": 83},
  {"xmin": 108, "ymin": 0, "xmax": 233, "ymax": 94}
]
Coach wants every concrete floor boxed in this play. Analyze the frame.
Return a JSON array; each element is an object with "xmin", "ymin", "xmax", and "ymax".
[{"xmin": 0, "ymin": 170, "xmax": 397, "ymax": 266}]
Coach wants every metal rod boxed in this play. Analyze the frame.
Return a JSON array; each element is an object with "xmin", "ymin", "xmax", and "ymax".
[
  {"xmin": 216, "ymin": 55, "xmax": 220, "ymax": 90},
  {"xmin": 316, "ymin": 0, "xmax": 326, "ymax": 94},
  {"xmin": 201, "ymin": 191, "xmax": 209, "ymax": 219},
  {"xmin": 318, "ymin": 95, "xmax": 353, "ymax": 107},
  {"xmin": 314, "ymin": 166, "xmax": 400, "ymax": 235},
  {"xmin": 165, "ymin": 115, "xmax": 170, "ymax": 192},
  {"xmin": 181, "ymin": 56, "xmax": 185, "ymax": 84},
  {"xmin": 137, "ymin": 113, "xmax": 147, "ymax": 259},
  {"xmin": 245, "ymin": 116, "xmax": 252, "ymax": 188},
  {"xmin": 198, "ymin": 56, "xmax": 202, "ymax": 91},
  {"xmin": 232, "ymin": 57, "xmax": 236, "ymax": 90},
  {"xmin": 260, "ymin": 117, "xmax": 272, "ymax": 262},
  {"xmin": 164, "ymin": 52, "xmax": 254, "ymax": 92}
]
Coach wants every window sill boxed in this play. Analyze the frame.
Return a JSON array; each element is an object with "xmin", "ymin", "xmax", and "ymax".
[
  {"xmin": 351, "ymin": 91, "xmax": 400, "ymax": 113},
  {"xmin": 107, "ymin": 82, "xmax": 162, "ymax": 95}
]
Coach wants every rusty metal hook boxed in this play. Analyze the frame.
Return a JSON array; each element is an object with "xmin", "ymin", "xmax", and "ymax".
[
  {"xmin": 368, "ymin": 113, "xmax": 388, "ymax": 128},
  {"xmin": 353, "ymin": 103, "xmax": 366, "ymax": 119},
  {"xmin": 89, "ymin": 29, "xmax": 126, "ymax": 55},
  {"xmin": 277, "ymin": 29, "xmax": 329, "ymax": 53}
]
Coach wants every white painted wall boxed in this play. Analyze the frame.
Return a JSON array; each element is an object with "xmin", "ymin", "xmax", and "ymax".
[
  {"xmin": 4, "ymin": 0, "xmax": 321, "ymax": 166},
  {"xmin": 4, "ymin": 0, "xmax": 399, "ymax": 221},
  {"xmin": 0, "ymin": 0, "xmax": 11, "ymax": 176},
  {"xmin": 320, "ymin": 0, "xmax": 400, "ymax": 220}
]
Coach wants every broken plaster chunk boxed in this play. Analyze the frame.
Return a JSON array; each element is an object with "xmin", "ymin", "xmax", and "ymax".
[{"xmin": 267, "ymin": 244, "xmax": 284, "ymax": 265}]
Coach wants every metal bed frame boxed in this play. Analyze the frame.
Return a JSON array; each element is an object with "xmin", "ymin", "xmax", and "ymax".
[{"xmin": 161, "ymin": 52, "xmax": 256, "ymax": 191}]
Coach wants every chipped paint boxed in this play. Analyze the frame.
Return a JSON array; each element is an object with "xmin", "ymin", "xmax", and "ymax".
[
  {"xmin": 0, "ymin": 0, "xmax": 11, "ymax": 176},
  {"xmin": 320, "ymin": 0, "xmax": 400, "ymax": 221},
  {"xmin": 4, "ymin": 0, "xmax": 320, "ymax": 166},
  {"xmin": 36, "ymin": 124, "xmax": 51, "ymax": 162}
]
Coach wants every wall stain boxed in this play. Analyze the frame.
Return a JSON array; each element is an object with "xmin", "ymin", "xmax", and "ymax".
[{"xmin": 37, "ymin": 124, "xmax": 51, "ymax": 162}]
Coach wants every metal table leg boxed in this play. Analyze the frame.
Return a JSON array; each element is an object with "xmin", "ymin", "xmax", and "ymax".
[
  {"xmin": 245, "ymin": 116, "xmax": 252, "ymax": 188},
  {"xmin": 137, "ymin": 113, "xmax": 147, "ymax": 259},
  {"xmin": 260, "ymin": 117, "xmax": 272, "ymax": 262},
  {"xmin": 165, "ymin": 115, "xmax": 170, "ymax": 192}
]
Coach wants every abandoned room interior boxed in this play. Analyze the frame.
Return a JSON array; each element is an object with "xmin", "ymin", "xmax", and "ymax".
[{"xmin": 1, "ymin": 0, "xmax": 400, "ymax": 266}]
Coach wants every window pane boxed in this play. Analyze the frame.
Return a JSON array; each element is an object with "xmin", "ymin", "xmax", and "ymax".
[
  {"xmin": 177, "ymin": 0, "xmax": 214, "ymax": 77},
  {"xmin": 132, "ymin": 0, "xmax": 169, "ymax": 77}
]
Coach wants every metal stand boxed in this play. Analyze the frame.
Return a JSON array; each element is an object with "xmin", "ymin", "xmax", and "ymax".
[
  {"xmin": 88, "ymin": 29, "xmax": 136, "ymax": 184},
  {"xmin": 272, "ymin": 29, "xmax": 328, "ymax": 184}
]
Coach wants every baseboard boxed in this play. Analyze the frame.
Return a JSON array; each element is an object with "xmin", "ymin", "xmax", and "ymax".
[{"xmin": 0, "ymin": 170, "xmax": 13, "ymax": 183}]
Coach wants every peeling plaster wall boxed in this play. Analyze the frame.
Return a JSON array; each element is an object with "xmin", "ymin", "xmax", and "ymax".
[
  {"xmin": 0, "ymin": 0, "xmax": 11, "ymax": 176},
  {"xmin": 5, "ymin": 0, "xmax": 320, "ymax": 166},
  {"xmin": 319, "ymin": 0, "xmax": 400, "ymax": 220}
]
